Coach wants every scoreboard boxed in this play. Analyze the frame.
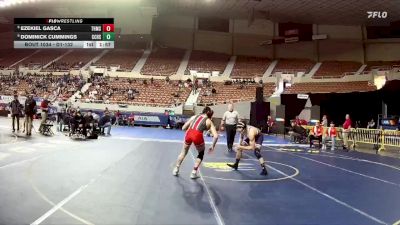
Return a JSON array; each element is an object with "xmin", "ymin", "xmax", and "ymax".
[{"xmin": 14, "ymin": 18, "xmax": 115, "ymax": 49}]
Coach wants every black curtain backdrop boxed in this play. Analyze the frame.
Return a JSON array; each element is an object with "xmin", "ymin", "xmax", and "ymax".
[
  {"xmin": 378, "ymin": 80, "xmax": 400, "ymax": 115},
  {"xmin": 281, "ymin": 91, "xmax": 382, "ymax": 127}
]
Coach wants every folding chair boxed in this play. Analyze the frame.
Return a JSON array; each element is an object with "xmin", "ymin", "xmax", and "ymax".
[{"xmin": 40, "ymin": 120, "xmax": 54, "ymax": 136}]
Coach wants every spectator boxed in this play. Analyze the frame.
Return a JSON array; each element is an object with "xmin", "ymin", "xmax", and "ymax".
[
  {"xmin": 24, "ymin": 94, "xmax": 36, "ymax": 136},
  {"xmin": 309, "ymin": 121, "xmax": 323, "ymax": 148},
  {"xmin": 342, "ymin": 114, "xmax": 352, "ymax": 150},
  {"xmin": 289, "ymin": 121, "xmax": 306, "ymax": 143},
  {"xmin": 9, "ymin": 94, "xmax": 23, "ymax": 132},
  {"xmin": 115, "ymin": 110, "xmax": 121, "ymax": 125},
  {"xmin": 321, "ymin": 115, "xmax": 328, "ymax": 140},
  {"xmin": 267, "ymin": 115, "xmax": 275, "ymax": 134},
  {"xmin": 321, "ymin": 115, "xmax": 328, "ymax": 127},
  {"xmin": 322, "ymin": 121, "xmax": 337, "ymax": 151},
  {"xmin": 295, "ymin": 116, "xmax": 301, "ymax": 126},
  {"xmin": 71, "ymin": 111, "xmax": 86, "ymax": 137},
  {"xmin": 367, "ymin": 119, "xmax": 375, "ymax": 129},
  {"xmin": 99, "ymin": 111, "xmax": 112, "ymax": 135},
  {"xmin": 128, "ymin": 112, "xmax": 135, "ymax": 126}
]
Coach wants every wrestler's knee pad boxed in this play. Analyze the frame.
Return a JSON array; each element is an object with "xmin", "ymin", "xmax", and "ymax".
[
  {"xmin": 254, "ymin": 149, "xmax": 262, "ymax": 159},
  {"xmin": 197, "ymin": 150, "xmax": 205, "ymax": 161}
]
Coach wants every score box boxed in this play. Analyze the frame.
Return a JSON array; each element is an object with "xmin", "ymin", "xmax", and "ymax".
[
  {"xmin": 102, "ymin": 24, "xmax": 114, "ymax": 32},
  {"xmin": 102, "ymin": 32, "xmax": 115, "ymax": 41}
]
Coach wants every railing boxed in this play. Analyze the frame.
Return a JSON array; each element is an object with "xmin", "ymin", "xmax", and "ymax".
[
  {"xmin": 80, "ymin": 99, "xmax": 177, "ymax": 108},
  {"xmin": 274, "ymin": 69, "xmax": 308, "ymax": 74},
  {"xmin": 312, "ymin": 75, "xmax": 345, "ymax": 79},
  {"xmin": 302, "ymin": 125, "xmax": 400, "ymax": 153},
  {"xmin": 197, "ymin": 97, "xmax": 255, "ymax": 106}
]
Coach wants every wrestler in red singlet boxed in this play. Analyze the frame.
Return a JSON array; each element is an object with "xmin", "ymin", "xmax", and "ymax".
[{"xmin": 173, "ymin": 107, "xmax": 219, "ymax": 179}]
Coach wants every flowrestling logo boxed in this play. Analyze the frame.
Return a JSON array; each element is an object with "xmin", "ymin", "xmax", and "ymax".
[{"xmin": 367, "ymin": 11, "xmax": 388, "ymax": 19}]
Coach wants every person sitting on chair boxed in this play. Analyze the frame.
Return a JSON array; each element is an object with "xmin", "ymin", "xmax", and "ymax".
[
  {"xmin": 99, "ymin": 111, "xmax": 112, "ymax": 135},
  {"xmin": 71, "ymin": 111, "xmax": 86, "ymax": 137},
  {"xmin": 322, "ymin": 121, "xmax": 337, "ymax": 151},
  {"xmin": 309, "ymin": 121, "xmax": 323, "ymax": 148},
  {"xmin": 289, "ymin": 121, "xmax": 306, "ymax": 143}
]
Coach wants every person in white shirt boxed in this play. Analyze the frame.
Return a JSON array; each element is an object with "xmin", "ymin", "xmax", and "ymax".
[{"xmin": 220, "ymin": 104, "xmax": 240, "ymax": 152}]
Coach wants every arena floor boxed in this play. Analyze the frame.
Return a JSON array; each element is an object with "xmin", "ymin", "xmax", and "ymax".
[{"xmin": 0, "ymin": 118, "xmax": 400, "ymax": 225}]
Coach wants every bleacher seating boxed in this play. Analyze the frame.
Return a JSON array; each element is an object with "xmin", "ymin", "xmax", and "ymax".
[
  {"xmin": 95, "ymin": 49, "xmax": 143, "ymax": 71},
  {"xmin": 0, "ymin": 49, "xmax": 35, "ymax": 69},
  {"xmin": 0, "ymin": 74, "xmax": 83, "ymax": 99},
  {"xmin": 84, "ymin": 77, "xmax": 191, "ymax": 106},
  {"xmin": 366, "ymin": 61, "xmax": 400, "ymax": 71},
  {"xmin": 263, "ymin": 83, "xmax": 277, "ymax": 97},
  {"xmin": 283, "ymin": 81, "xmax": 376, "ymax": 94},
  {"xmin": 141, "ymin": 48, "xmax": 185, "ymax": 76},
  {"xmin": 56, "ymin": 50, "xmax": 101, "ymax": 69},
  {"xmin": 13, "ymin": 50, "xmax": 66, "ymax": 69},
  {"xmin": 187, "ymin": 50, "xmax": 230, "ymax": 74},
  {"xmin": 273, "ymin": 58, "xmax": 315, "ymax": 75},
  {"xmin": 198, "ymin": 82, "xmax": 275, "ymax": 105},
  {"xmin": 314, "ymin": 61, "xmax": 362, "ymax": 78},
  {"xmin": 231, "ymin": 56, "xmax": 270, "ymax": 78}
]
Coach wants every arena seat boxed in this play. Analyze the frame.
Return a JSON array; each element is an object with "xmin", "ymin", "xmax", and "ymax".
[
  {"xmin": 0, "ymin": 49, "xmax": 35, "ymax": 69},
  {"xmin": 273, "ymin": 58, "xmax": 315, "ymax": 75},
  {"xmin": 141, "ymin": 48, "xmax": 185, "ymax": 76},
  {"xmin": 366, "ymin": 61, "xmax": 400, "ymax": 71},
  {"xmin": 231, "ymin": 56, "xmax": 271, "ymax": 78},
  {"xmin": 11, "ymin": 50, "xmax": 66, "ymax": 69},
  {"xmin": 0, "ymin": 74, "xmax": 83, "ymax": 99},
  {"xmin": 95, "ymin": 49, "xmax": 143, "ymax": 71},
  {"xmin": 198, "ymin": 82, "xmax": 275, "ymax": 105},
  {"xmin": 186, "ymin": 50, "xmax": 230, "ymax": 75},
  {"xmin": 283, "ymin": 81, "xmax": 376, "ymax": 94},
  {"xmin": 314, "ymin": 61, "xmax": 362, "ymax": 78},
  {"xmin": 55, "ymin": 50, "xmax": 101, "ymax": 69},
  {"xmin": 84, "ymin": 77, "xmax": 191, "ymax": 106}
]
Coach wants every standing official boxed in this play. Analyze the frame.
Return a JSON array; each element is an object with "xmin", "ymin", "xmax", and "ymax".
[{"xmin": 220, "ymin": 104, "xmax": 239, "ymax": 152}]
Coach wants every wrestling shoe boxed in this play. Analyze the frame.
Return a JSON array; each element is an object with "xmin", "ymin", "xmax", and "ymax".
[
  {"xmin": 227, "ymin": 163, "xmax": 238, "ymax": 170},
  {"xmin": 260, "ymin": 168, "xmax": 268, "ymax": 176},
  {"xmin": 172, "ymin": 166, "xmax": 179, "ymax": 176},
  {"xmin": 190, "ymin": 171, "xmax": 199, "ymax": 179}
]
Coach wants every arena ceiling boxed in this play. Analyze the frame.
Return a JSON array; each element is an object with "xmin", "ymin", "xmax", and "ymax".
[
  {"xmin": 158, "ymin": 0, "xmax": 400, "ymax": 25},
  {"xmin": 0, "ymin": 0, "xmax": 399, "ymax": 26}
]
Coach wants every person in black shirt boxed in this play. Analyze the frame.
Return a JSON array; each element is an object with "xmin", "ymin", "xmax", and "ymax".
[
  {"xmin": 71, "ymin": 111, "xmax": 86, "ymax": 136},
  {"xmin": 99, "ymin": 111, "xmax": 112, "ymax": 135},
  {"xmin": 9, "ymin": 95, "xmax": 23, "ymax": 132},
  {"xmin": 24, "ymin": 94, "xmax": 36, "ymax": 136},
  {"xmin": 290, "ymin": 121, "xmax": 306, "ymax": 143}
]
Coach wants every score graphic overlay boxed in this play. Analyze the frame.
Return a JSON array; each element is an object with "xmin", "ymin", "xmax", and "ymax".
[{"xmin": 14, "ymin": 18, "xmax": 115, "ymax": 49}]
